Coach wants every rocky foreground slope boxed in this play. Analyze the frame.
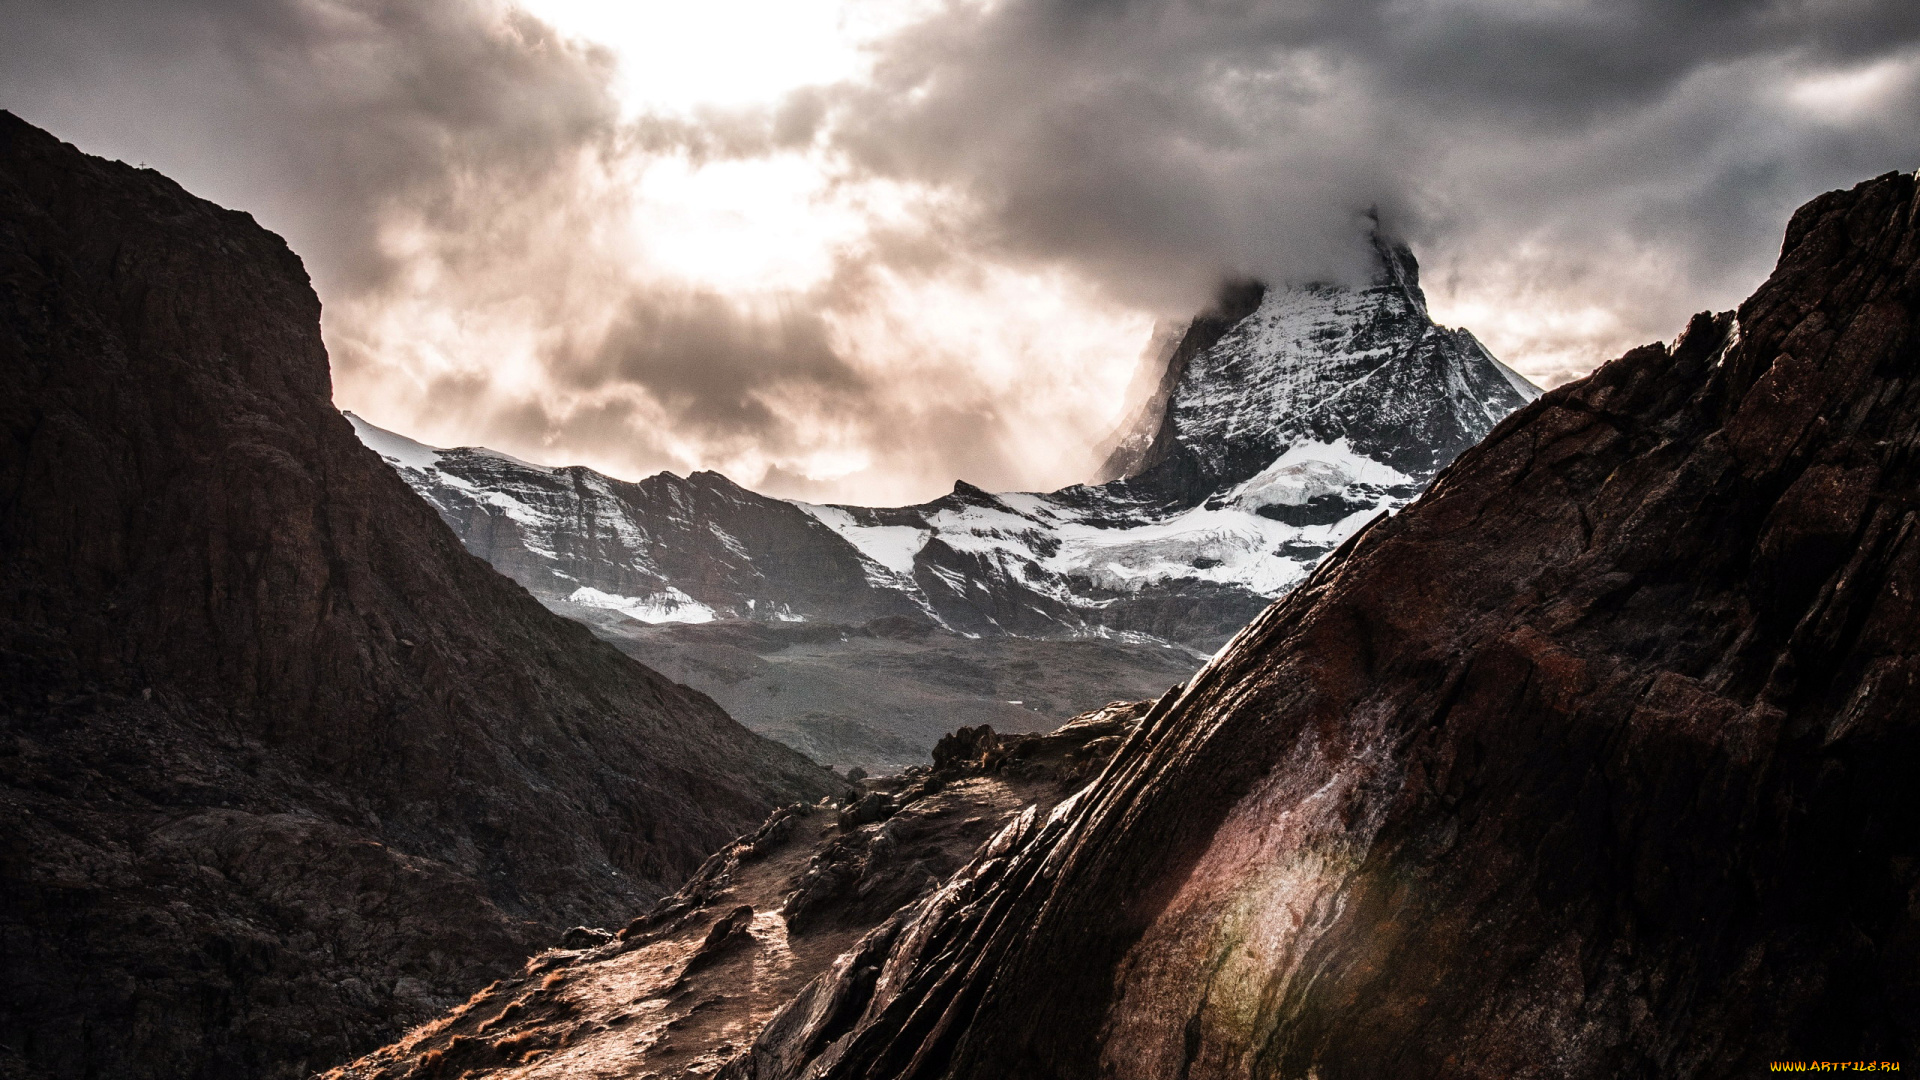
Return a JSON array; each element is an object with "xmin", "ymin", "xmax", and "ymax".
[
  {"xmin": 326, "ymin": 704, "xmax": 1154, "ymax": 1080},
  {"xmin": 341, "ymin": 171, "xmax": 1920, "ymax": 1075},
  {"xmin": 690, "ymin": 170, "xmax": 1920, "ymax": 1077},
  {"xmin": 0, "ymin": 112, "xmax": 836, "ymax": 1080}
]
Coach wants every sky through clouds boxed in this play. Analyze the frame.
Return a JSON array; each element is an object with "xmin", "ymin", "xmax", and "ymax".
[{"xmin": 5, "ymin": 0, "xmax": 1918, "ymax": 502}]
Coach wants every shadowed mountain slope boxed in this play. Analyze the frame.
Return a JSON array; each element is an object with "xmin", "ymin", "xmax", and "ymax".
[
  {"xmin": 711, "ymin": 172, "xmax": 1920, "ymax": 1077},
  {"xmin": 0, "ymin": 112, "xmax": 836, "ymax": 1080}
]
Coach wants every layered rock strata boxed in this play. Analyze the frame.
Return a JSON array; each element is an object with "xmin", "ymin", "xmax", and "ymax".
[
  {"xmin": 324, "ymin": 703, "xmax": 1153, "ymax": 1080},
  {"xmin": 704, "ymin": 172, "xmax": 1920, "ymax": 1076}
]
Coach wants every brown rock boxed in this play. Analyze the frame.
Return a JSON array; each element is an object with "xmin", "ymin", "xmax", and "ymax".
[
  {"xmin": 689, "ymin": 905, "xmax": 758, "ymax": 966},
  {"xmin": 323, "ymin": 700, "xmax": 1155, "ymax": 1080},
  {"xmin": 715, "ymin": 172, "xmax": 1920, "ymax": 1076}
]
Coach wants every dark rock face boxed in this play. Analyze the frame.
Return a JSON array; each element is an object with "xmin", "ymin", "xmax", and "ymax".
[
  {"xmin": 1095, "ymin": 278, "xmax": 1265, "ymax": 483},
  {"xmin": 713, "ymin": 172, "xmax": 1920, "ymax": 1077},
  {"xmin": 0, "ymin": 112, "xmax": 836, "ymax": 1079}
]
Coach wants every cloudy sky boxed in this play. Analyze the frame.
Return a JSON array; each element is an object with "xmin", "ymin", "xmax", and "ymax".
[{"xmin": 5, "ymin": 0, "xmax": 1918, "ymax": 503}]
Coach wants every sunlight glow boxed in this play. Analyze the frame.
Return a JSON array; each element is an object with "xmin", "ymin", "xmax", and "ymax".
[
  {"xmin": 515, "ymin": 0, "xmax": 934, "ymax": 116},
  {"xmin": 627, "ymin": 154, "xmax": 902, "ymax": 293},
  {"xmin": 1786, "ymin": 54, "xmax": 1920, "ymax": 121},
  {"xmin": 349, "ymin": 0, "xmax": 1164, "ymax": 504},
  {"xmin": 1429, "ymin": 291, "xmax": 1617, "ymax": 389}
]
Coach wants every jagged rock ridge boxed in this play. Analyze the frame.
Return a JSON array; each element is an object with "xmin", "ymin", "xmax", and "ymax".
[
  {"xmin": 323, "ymin": 703, "xmax": 1156, "ymax": 1080},
  {"xmin": 701, "ymin": 171, "xmax": 1920, "ymax": 1075},
  {"xmin": 357, "ymin": 237, "xmax": 1538, "ymax": 651},
  {"xmin": 0, "ymin": 112, "xmax": 836, "ymax": 1080},
  {"xmin": 1109, "ymin": 235, "xmax": 1534, "ymax": 497}
]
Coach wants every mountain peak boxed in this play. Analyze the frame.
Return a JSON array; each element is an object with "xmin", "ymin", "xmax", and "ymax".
[
  {"xmin": 1110, "ymin": 237, "xmax": 1537, "ymax": 500},
  {"xmin": 950, "ymin": 479, "xmax": 999, "ymax": 502},
  {"xmin": 1369, "ymin": 230, "xmax": 1428, "ymax": 317}
]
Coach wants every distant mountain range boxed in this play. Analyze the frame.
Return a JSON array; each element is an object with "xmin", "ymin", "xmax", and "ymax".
[{"xmin": 352, "ymin": 234, "xmax": 1539, "ymax": 654}]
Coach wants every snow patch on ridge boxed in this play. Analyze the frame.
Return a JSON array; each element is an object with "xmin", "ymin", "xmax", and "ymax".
[
  {"xmin": 347, "ymin": 412, "xmax": 443, "ymax": 473},
  {"xmin": 798, "ymin": 504, "xmax": 929, "ymax": 577},
  {"xmin": 1038, "ymin": 501, "xmax": 1376, "ymax": 596},
  {"xmin": 566, "ymin": 585, "xmax": 716, "ymax": 625},
  {"xmin": 789, "ymin": 440, "xmax": 1412, "ymax": 611},
  {"xmin": 1227, "ymin": 438, "xmax": 1412, "ymax": 512},
  {"xmin": 347, "ymin": 411, "xmax": 553, "ymax": 473}
]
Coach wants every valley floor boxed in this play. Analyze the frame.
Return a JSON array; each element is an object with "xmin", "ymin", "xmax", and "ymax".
[{"xmin": 554, "ymin": 603, "xmax": 1200, "ymax": 770}]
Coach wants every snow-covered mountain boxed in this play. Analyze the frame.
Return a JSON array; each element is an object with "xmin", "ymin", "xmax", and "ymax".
[{"xmin": 351, "ymin": 236, "xmax": 1538, "ymax": 651}]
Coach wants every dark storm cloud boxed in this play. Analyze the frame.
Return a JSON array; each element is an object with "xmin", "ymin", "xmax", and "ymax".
[
  {"xmin": 0, "ymin": 0, "xmax": 621, "ymax": 294},
  {"xmin": 774, "ymin": 0, "xmax": 1920, "ymax": 333},
  {"xmin": 1354, "ymin": 0, "xmax": 1914, "ymax": 121},
  {"xmin": 6, "ymin": 0, "xmax": 1919, "ymax": 499},
  {"xmin": 554, "ymin": 289, "xmax": 868, "ymax": 442},
  {"xmin": 521, "ymin": 271, "xmax": 1090, "ymax": 501}
]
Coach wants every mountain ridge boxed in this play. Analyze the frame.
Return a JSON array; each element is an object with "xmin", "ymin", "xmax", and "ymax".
[{"xmin": 356, "ymin": 238, "xmax": 1540, "ymax": 652}]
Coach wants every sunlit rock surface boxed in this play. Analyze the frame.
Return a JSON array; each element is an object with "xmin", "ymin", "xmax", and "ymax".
[{"xmin": 324, "ymin": 704, "xmax": 1154, "ymax": 1080}]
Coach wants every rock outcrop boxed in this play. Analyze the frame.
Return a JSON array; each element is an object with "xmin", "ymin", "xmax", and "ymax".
[
  {"xmin": 704, "ymin": 172, "xmax": 1920, "ymax": 1075},
  {"xmin": 324, "ymin": 702, "xmax": 1154, "ymax": 1080},
  {"xmin": 0, "ymin": 112, "xmax": 836, "ymax": 1080}
]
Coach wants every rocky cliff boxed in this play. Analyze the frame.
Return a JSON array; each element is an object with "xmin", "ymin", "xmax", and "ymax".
[
  {"xmin": 0, "ymin": 112, "xmax": 836, "ymax": 1080},
  {"xmin": 699, "ymin": 172, "xmax": 1920, "ymax": 1075}
]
